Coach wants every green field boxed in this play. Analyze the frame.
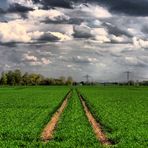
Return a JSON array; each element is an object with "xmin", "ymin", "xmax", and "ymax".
[
  {"xmin": 79, "ymin": 86, "xmax": 148, "ymax": 147},
  {"xmin": 46, "ymin": 90, "xmax": 100, "ymax": 147},
  {"xmin": 0, "ymin": 86, "xmax": 69, "ymax": 147},
  {"xmin": 0, "ymin": 86, "xmax": 148, "ymax": 147}
]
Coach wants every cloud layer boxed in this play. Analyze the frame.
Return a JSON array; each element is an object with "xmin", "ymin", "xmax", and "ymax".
[{"xmin": 0, "ymin": 0, "xmax": 148, "ymax": 81}]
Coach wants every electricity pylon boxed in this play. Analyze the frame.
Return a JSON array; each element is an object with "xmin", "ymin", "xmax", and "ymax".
[{"xmin": 83, "ymin": 75, "xmax": 91, "ymax": 83}]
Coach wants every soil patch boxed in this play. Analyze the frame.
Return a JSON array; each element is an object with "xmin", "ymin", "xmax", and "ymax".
[
  {"xmin": 41, "ymin": 91, "xmax": 72, "ymax": 142},
  {"xmin": 78, "ymin": 93, "xmax": 112, "ymax": 145}
]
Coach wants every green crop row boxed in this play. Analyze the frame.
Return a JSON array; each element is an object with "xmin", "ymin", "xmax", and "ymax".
[
  {"xmin": 0, "ymin": 86, "xmax": 69, "ymax": 147},
  {"xmin": 45, "ymin": 90, "xmax": 101, "ymax": 148},
  {"xmin": 78, "ymin": 86, "xmax": 148, "ymax": 148},
  {"xmin": 1, "ymin": 86, "xmax": 147, "ymax": 147}
]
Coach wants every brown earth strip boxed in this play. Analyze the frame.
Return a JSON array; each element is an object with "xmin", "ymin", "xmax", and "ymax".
[
  {"xmin": 78, "ymin": 92, "xmax": 112, "ymax": 146},
  {"xmin": 41, "ymin": 90, "xmax": 72, "ymax": 142}
]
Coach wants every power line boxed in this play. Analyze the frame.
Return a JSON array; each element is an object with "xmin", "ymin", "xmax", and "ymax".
[
  {"xmin": 83, "ymin": 74, "xmax": 91, "ymax": 83},
  {"xmin": 124, "ymin": 71, "xmax": 132, "ymax": 82}
]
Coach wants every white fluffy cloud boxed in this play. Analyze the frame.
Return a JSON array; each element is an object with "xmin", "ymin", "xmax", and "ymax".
[
  {"xmin": 0, "ymin": 19, "xmax": 71, "ymax": 43},
  {"xmin": 8, "ymin": 0, "xmax": 37, "ymax": 8},
  {"xmin": 111, "ymin": 35, "xmax": 125, "ymax": 42},
  {"xmin": 0, "ymin": 6, "xmax": 72, "ymax": 43},
  {"xmin": 95, "ymin": 36, "xmax": 110, "ymax": 43},
  {"xmin": 91, "ymin": 28, "xmax": 108, "ymax": 36},
  {"xmin": 28, "ymin": 31, "xmax": 44, "ymax": 40},
  {"xmin": 110, "ymin": 35, "xmax": 130, "ymax": 43},
  {"xmin": 1, "ymin": 0, "xmax": 148, "ymax": 81},
  {"xmin": 77, "ymin": 4, "xmax": 112, "ymax": 18},
  {"xmin": 91, "ymin": 28, "xmax": 110, "ymax": 43},
  {"xmin": 0, "ymin": 21, "xmax": 31, "ymax": 43},
  {"xmin": 41, "ymin": 58, "xmax": 52, "ymax": 65},
  {"xmin": 22, "ymin": 53, "xmax": 51, "ymax": 66},
  {"xmin": 0, "ymin": 19, "xmax": 43, "ymax": 43},
  {"xmin": 50, "ymin": 32, "xmax": 72, "ymax": 41},
  {"xmin": 23, "ymin": 53, "xmax": 37, "ymax": 62},
  {"xmin": 133, "ymin": 37, "xmax": 148, "ymax": 48},
  {"xmin": 124, "ymin": 56, "xmax": 146, "ymax": 66},
  {"xmin": 73, "ymin": 56, "xmax": 98, "ymax": 64},
  {"xmin": 28, "ymin": 9, "xmax": 69, "ymax": 21}
]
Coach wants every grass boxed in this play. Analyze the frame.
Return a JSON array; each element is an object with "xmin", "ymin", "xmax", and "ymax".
[
  {"xmin": 0, "ymin": 86, "xmax": 69, "ymax": 147},
  {"xmin": 46, "ymin": 90, "xmax": 101, "ymax": 148},
  {"xmin": 0, "ymin": 86, "xmax": 148, "ymax": 147},
  {"xmin": 78, "ymin": 86, "xmax": 148, "ymax": 147}
]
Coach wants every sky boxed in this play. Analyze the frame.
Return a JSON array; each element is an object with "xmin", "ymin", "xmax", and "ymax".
[{"xmin": 0, "ymin": 0, "xmax": 148, "ymax": 82}]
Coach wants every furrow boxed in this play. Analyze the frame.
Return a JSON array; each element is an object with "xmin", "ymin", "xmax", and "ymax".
[
  {"xmin": 77, "ymin": 92, "xmax": 112, "ymax": 146},
  {"xmin": 41, "ymin": 90, "xmax": 72, "ymax": 141}
]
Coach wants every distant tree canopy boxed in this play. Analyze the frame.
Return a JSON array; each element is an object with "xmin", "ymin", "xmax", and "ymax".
[{"xmin": 0, "ymin": 70, "xmax": 73, "ymax": 86}]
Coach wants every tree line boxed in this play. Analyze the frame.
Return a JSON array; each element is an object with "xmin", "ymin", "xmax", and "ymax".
[{"xmin": 0, "ymin": 70, "xmax": 73, "ymax": 86}]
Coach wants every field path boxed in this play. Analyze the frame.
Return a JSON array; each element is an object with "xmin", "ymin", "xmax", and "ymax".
[
  {"xmin": 77, "ymin": 91, "xmax": 112, "ymax": 145},
  {"xmin": 41, "ymin": 90, "xmax": 72, "ymax": 141}
]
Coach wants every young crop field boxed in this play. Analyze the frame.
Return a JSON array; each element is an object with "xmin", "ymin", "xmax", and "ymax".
[
  {"xmin": 0, "ymin": 86, "xmax": 69, "ymax": 147},
  {"xmin": 79, "ymin": 86, "xmax": 148, "ymax": 147},
  {"xmin": 0, "ymin": 86, "xmax": 147, "ymax": 147},
  {"xmin": 45, "ymin": 90, "xmax": 101, "ymax": 147}
]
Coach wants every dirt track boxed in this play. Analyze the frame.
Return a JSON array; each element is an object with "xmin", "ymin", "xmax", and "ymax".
[
  {"xmin": 78, "ymin": 93, "xmax": 112, "ymax": 145},
  {"xmin": 41, "ymin": 89, "xmax": 111, "ymax": 145},
  {"xmin": 41, "ymin": 91, "xmax": 72, "ymax": 141}
]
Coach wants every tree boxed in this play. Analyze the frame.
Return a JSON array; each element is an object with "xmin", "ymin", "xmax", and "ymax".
[
  {"xmin": 0, "ymin": 70, "xmax": 74, "ymax": 86},
  {"xmin": 28, "ymin": 74, "xmax": 36, "ymax": 85},
  {"xmin": 0, "ymin": 72, "xmax": 7, "ymax": 85},
  {"xmin": 28, "ymin": 73, "xmax": 44, "ymax": 85},
  {"xmin": 22, "ymin": 72, "xmax": 29, "ymax": 85},
  {"xmin": 66, "ymin": 76, "xmax": 73, "ymax": 85},
  {"xmin": 40, "ymin": 78, "xmax": 51, "ymax": 85},
  {"xmin": 50, "ymin": 78, "xmax": 56, "ymax": 85},
  {"xmin": 14, "ymin": 69, "xmax": 22, "ymax": 85},
  {"xmin": 35, "ymin": 74, "xmax": 44, "ymax": 85},
  {"xmin": 7, "ymin": 71, "xmax": 15, "ymax": 85},
  {"xmin": 59, "ymin": 76, "xmax": 66, "ymax": 85}
]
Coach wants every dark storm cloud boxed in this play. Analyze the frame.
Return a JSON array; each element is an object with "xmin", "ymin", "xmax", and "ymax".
[
  {"xmin": 59, "ymin": 55, "xmax": 96, "ymax": 64},
  {"xmin": 65, "ymin": 18, "xmax": 83, "ymax": 25},
  {"xmin": 5, "ymin": 0, "xmax": 148, "ymax": 17},
  {"xmin": 33, "ymin": 0, "xmax": 148, "ymax": 16},
  {"xmin": 81, "ymin": 0, "xmax": 148, "ymax": 16},
  {"xmin": 141, "ymin": 25, "xmax": 148, "ymax": 35},
  {"xmin": 0, "ymin": 0, "xmax": 8, "ymax": 9},
  {"xmin": 7, "ymin": 49, "xmax": 23, "ymax": 63},
  {"xmin": 0, "ymin": 8, "xmax": 5, "ymax": 14},
  {"xmin": 73, "ymin": 25, "xmax": 92, "ymax": 38},
  {"xmin": 110, "ymin": 40, "xmax": 131, "ymax": 44},
  {"xmin": 1, "ymin": 0, "xmax": 148, "ymax": 81},
  {"xmin": 42, "ymin": 15, "xmax": 69, "ymax": 24},
  {"xmin": 72, "ymin": 57, "xmax": 92, "ymax": 64},
  {"xmin": 32, "ymin": 0, "xmax": 73, "ymax": 9},
  {"xmin": 43, "ymin": 17, "xmax": 83, "ymax": 25},
  {"xmin": 103, "ymin": 22, "xmax": 132, "ymax": 37},
  {"xmin": 103, "ymin": 0, "xmax": 148, "ymax": 16},
  {"xmin": 0, "ymin": 42, "xmax": 17, "ymax": 47},
  {"xmin": 8, "ymin": 3, "xmax": 34, "ymax": 13},
  {"xmin": 38, "ymin": 33, "xmax": 59, "ymax": 42}
]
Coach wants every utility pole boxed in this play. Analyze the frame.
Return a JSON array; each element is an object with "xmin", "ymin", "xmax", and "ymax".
[
  {"xmin": 124, "ymin": 71, "xmax": 132, "ymax": 84},
  {"xmin": 83, "ymin": 75, "xmax": 91, "ymax": 84}
]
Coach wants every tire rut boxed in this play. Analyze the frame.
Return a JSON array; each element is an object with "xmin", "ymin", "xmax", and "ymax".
[
  {"xmin": 41, "ymin": 90, "xmax": 72, "ymax": 142},
  {"xmin": 77, "ymin": 91, "xmax": 112, "ymax": 146}
]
